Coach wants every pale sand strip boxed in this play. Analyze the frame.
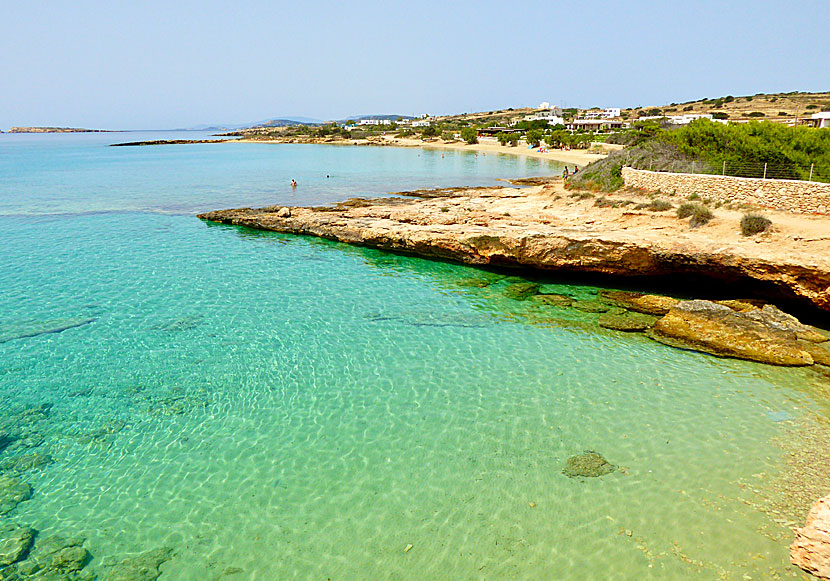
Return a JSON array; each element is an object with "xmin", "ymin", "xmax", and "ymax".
[
  {"xmin": 233, "ymin": 135, "xmax": 605, "ymax": 167},
  {"xmin": 387, "ymin": 136, "xmax": 606, "ymax": 166}
]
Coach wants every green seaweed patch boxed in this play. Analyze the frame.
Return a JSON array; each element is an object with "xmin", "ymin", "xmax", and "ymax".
[
  {"xmin": 563, "ymin": 452, "xmax": 617, "ymax": 478},
  {"xmin": 503, "ymin": 283, "xmax": 541, "ymax": 301}
]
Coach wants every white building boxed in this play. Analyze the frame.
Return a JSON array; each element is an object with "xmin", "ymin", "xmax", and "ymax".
[
  {"xmin": 603, "ymin": 108, "xmax": 621, "ymax": 118},
  {"xmin": 667, "ymin": 113, "xmax": 713, "ymax": 125},
  {"xmin": 357, "ymin": 119, "xmax": 393, "ymax": 126},
  {"xmin": 411, "ymin": 120, "xmax": 431, "ymax": 127},
  {"xmin": 524, "ymin": 107, "xmax": 564, "ymax": 125},
  {"xmin": 810, "ymin": 112, "xmax": 830, "ymax": 128}
]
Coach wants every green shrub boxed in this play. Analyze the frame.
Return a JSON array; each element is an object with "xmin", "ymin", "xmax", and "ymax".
[
  {"xmin": 747, "ymin": 111, "xmax": 765, "ymax": 117},
  {"xmin": 740, "ymin": 213, "xmax": 771, "ymax": 236},
  {"xmin": 646, "ymin": 199, "xmax": 673, "ymax": 211},
  {"xmin": 712, "ymin": 112, "xmax": 729, "ymax": 119},
  {"xmin": 806, "ymin": 104, "xmax": 818, "ymax": 110},
  {"xmin": 594, "ymin": 197, "xmax": 619, "ymax": 208},
  {"xmin": 687, "ymin": 193, "xmax": 700, "ymax": 200},
  {"xmin": 677, "ymin": 203, "xmax": 713, "ymax": 227},
  {"xmin": 778, "ymin": 111, "xmax": 789, "ymax": 116}
]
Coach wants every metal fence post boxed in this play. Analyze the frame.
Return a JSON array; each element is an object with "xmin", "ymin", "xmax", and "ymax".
[
  {"xmin": 810, "ymin": 164, "xmax": 814, "ymax": 181},
  {"xmin": 722, "ymin": 161, "xmax": 726, "ymax": 176},
  {"xmin": 763, "ymin": 163, "xmax": 767, "ymax": 179}
]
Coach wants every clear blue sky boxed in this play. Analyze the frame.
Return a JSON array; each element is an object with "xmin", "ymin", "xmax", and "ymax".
[{"xmin": 1, "ymin": 0, "xmax": 827, "ymax": 129}]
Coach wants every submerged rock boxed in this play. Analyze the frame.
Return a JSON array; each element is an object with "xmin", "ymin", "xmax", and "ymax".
[
  {"xmin": 533, "ymin": 293, "xmax": 574, "ymax": 307},
  {"xmin": 0, "ymin": 474, "xmax": 32, "ymax": 514},
  {"xmin": 13, "ymin": 532, "xmax": 94, "ymax": 579},
  {"xmin": 0, "ymin": 453, "xmax": 54, "ymax": 475},
  {"xmin": 456, "ymin": 276, "xmax": 499, "ymax": 288},
  {"xmin": 599, "ymin": 290, "xmax": 678, "ymax": 315},
  {"xmin": 572, "ymin": 300, "xmax": 610, "ymax": 313},
  {"xmin": 791, "ymin": 494, "xmax": 830, "ymax": 579},
  {"xmin": 649, "ymin": 300, "xmax": 814, "ymax": 366},
  {"xmin": 503, "ymin": 282, "xmax": 540, "ymax": 300},
  {"xmin": 597, "ymin": 313, "xmax": 655, "ymax": 332},
  {"xmin": 103, "ymin": 546, "xmax": 174, "ymax": 581},
  {"xmin": 563, "ymin": 452, "xmax": 616, "ymax": 478},
  {"xmin": 0, "ymin": 523, "xmax": 35, "ymax": 566},
  {"xmin": 802, "ymin": 342, "xmax": 830, "ymax": 367}
]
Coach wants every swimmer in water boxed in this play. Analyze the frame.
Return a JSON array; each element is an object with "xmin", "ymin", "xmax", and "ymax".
[{"xmin": 291, "ymin": 179, "xmax": 297, "ymax": 187}]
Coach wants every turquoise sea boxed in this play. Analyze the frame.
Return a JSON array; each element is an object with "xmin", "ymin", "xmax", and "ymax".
[{"xmin": 1, "ymin": 132, "xmax": 828, "ymax": 579}]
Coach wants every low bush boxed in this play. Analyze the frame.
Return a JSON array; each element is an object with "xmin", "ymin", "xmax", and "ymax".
[
  {"xmin": 747, "ymin": 111, "xmax": 765, "ymax": 117},
  {"xmin": 677, "ymin": 202, "xmax": 713, "ymax": 227},
  {"xmin": 643, "ymin": 199, "xmax": 673, "ymax": 211},
  {"xmin": 740, "ymin": 213, "xmax": 772, "ymax": 236}
]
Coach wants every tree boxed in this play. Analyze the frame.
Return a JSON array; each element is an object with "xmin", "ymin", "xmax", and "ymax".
[
  {"xmin": 525, "ymin": 129, "xmax": 543, "ymax": 147},
  {"xmin": 460, "ymin": 127, "xmax": 478, "ymax": 144},
  {"xmin": 421, "ymin": 125, "xmax": 441, "ymax": 138}
]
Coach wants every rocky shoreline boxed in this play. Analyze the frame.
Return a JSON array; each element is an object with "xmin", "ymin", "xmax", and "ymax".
[{"xmin": 199, "ymin": 181, "xmax": 830, "ymax": 314}]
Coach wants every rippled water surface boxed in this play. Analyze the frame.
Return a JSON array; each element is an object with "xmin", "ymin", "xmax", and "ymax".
[{"xmin": 0, "ymin": 133, "xmax": 826, "ymax": 579}]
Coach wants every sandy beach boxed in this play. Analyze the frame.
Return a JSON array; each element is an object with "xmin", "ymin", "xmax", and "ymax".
[{"xmin": 386, "ymin": 136, "xmax": 607, "ymax": 166}]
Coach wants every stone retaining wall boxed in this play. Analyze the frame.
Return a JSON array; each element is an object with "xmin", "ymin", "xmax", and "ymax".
[{"xmin": 621, "ymin": 167, "xmax": 830, "ymax": 214}]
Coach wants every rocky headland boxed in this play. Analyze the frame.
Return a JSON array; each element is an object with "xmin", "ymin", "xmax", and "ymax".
[{"xmin": 8, "ymin": 127, "xmax": 112, "ymax": 133}]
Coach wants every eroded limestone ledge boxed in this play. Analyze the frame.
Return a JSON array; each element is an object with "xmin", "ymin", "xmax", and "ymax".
[{"xmin": 198, "ymin": 183, "xmax": 830, "ymax": 312}]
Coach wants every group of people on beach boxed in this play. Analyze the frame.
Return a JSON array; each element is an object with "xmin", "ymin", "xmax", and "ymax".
[{"xmin": 562, "ymin": 166, "xmax": 579, "ymax": 178}]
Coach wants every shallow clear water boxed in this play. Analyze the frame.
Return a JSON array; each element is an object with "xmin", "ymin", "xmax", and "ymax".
[{"xmin": 0, "ymin": 133, "xmax": 825, "ymax": 579}]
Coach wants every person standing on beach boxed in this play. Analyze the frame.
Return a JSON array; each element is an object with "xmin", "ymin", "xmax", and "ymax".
[{"xmin": 562, "ymin": 166, "xmax": 569, "ymax": 178}]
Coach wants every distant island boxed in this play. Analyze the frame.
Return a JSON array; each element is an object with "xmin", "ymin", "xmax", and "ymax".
[{"xmin": 9, "ymin": 127, "xmax": 115, "ymax": 133}]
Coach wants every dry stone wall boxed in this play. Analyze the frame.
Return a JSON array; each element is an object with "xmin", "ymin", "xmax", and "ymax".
[{"xmin": 622, "ymin": 167, "xmax": 830, "ymax": 214}]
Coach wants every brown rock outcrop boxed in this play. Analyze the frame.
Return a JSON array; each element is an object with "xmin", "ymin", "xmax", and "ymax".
[
  {"xmin": 649, "ymin": 300, "xmax": 814, "ymax": 366},
  {"xmin": 599, "ymin": 290, "xmax": 678, "ymax": 315},
  {"xmin": 197, "ymin": 183, "xmax": 830, "ymax": 312},
  {"xmin": 792, "ymin": 494, "xmax": 830, "ymax": 579}
]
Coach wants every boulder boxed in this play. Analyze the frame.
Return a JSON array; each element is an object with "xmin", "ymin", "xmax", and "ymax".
[
  {"xmin": 598, "ymin": 313, "xmax": 655, "ymax": 332},
  {"xmin": 791, "ymin": 494, "xmax": 830, "ymax": 579},
  {"xmin": 563, "ymin": 452, "xmax": 616, "ymax": 478},
  {"xmin": 0, "ymin": 474, "xmax": 32, "ymax": 514},
  {"xmin": 599, "ymin": 290, "xmax": 678, "ymax": 315},
  {"xmin": 276, "ymin": 207, "xmax": 291, "ymax": 218},
  {"xmin": 743, "ymin": 304, "xmax": 828, "ymax": 343},
  {"xmin": 716, "ymin": 298, "xmax": 767, "ymax": 312},
  {"xmin": 0, "ymin": 523, "xmax": 35, "ymax": 566},
  {"xmin": 649, "ymin": 300, "xmax": 814, "ymax": 366}
]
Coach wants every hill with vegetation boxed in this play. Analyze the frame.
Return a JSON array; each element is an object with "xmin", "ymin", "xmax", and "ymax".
[{"xmin": 569, "ymin": 119, "xmax": 830, "ymax": 191}]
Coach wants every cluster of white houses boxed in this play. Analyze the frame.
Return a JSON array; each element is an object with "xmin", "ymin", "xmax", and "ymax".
[{"xmin": 337, "ymin": 105, "xmax": 830, "ymax": 134}]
